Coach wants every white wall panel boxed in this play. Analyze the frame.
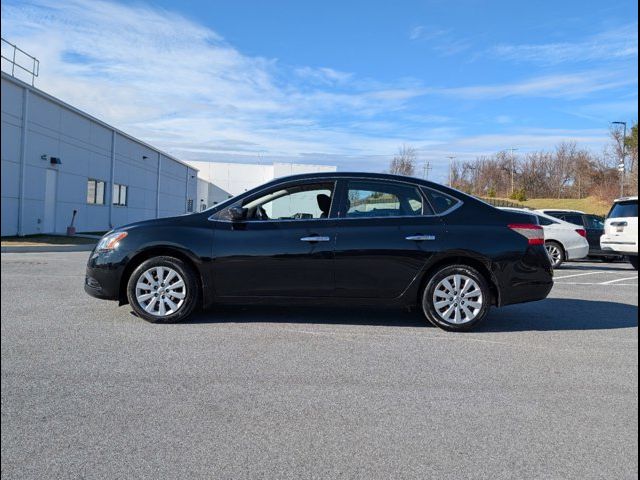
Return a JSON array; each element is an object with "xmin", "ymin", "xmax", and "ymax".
[{"xmin": 1, "ymin": 78, "xmax": 24, "ymax": 119}]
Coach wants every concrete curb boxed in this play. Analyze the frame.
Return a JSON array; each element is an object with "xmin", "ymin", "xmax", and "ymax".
[{"xmin": 1, "ymin": 244, "xmax": 96, "ymax": 253}]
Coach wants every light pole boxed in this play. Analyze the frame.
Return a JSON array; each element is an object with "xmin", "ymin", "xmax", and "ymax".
[
  {"xmin": 612, "ymin": 121, "xmax": 627, "ymax": 198},
  {"xmin": 448, "ymin": 156, "xmax": 456, "ymax": 187}
]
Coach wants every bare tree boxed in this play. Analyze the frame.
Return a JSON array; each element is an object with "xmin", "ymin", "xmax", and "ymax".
[
  {"xmin": 628, "ymin": 123, "xmax": 639, "ymax": 194},
  {"xmin": 389, "ymin": 145, "xmax": 417, "ymax": 176},
  {"xmin": 610, "ymin": 123, "xmax": 639, "ymax": 195}
]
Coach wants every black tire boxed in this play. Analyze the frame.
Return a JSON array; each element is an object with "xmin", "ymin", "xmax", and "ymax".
[
  {"xmin": 629, "ymin": 256, "xmax": 639, "ymax": 271},
  {"xmin": 545, "ymin": 241, "xmax": 565, "ymax": 269},
  {"xmin": 600, "ymin": 256, "xmax": 617, "ymax": 263},
  {"xmin": 421, "ymin": 264, "xmax": 491, "ymax": 332},
  {"xmin": 126, "ymin": 256, "xmax": 200, "ymax": 323}
]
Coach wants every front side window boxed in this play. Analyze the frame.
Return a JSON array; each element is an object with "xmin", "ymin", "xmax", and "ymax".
[
  {"xmin": 112, "ymin": 184, "xmax": 128, "ymax": 206},
  {"xmin": 221, "ymin": 182, "xmax": 335, "ymax": 221},
  {"xmin": 344, "ymin": 181, "xmax": 426, "ymax": 218},
  {"xmin": 87, "ymin": 179, "xmax": 105, "ymax": 205}
]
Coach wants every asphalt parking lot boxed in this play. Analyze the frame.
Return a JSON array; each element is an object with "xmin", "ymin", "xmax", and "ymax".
[{"xmin": 1, "ymin": 252, "xmax": 638, "ymax": 479}]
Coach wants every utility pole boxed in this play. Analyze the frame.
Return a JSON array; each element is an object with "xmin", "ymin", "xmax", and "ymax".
[
  {"xmin": 448, "ymin": 156, "xmax": 456, "ymax": 187},
  {"xmin": 612, "ymin": 121, "xmax": 627, "ymax": 198},
  {"xmin": 509, "ymin": 148, "xmax": 518, "ymax": 195},
  {"xmin": 422, "ymin": 159, "xmax": 432, "ymax": 180}
]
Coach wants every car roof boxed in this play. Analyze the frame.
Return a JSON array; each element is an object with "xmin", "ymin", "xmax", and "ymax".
[
  {"xmin": 613, "ymin": 196, "xmax": 638, "ymax": 203},
  {"xmin": 271, "ymin": 171, "xmax": 434, "ymax": 185},
  {"xmin": 536, "ymin": 209, "xmax": 585, "ymax": 214}
]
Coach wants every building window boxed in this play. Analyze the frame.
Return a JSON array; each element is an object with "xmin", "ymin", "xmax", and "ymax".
[
  {"xmin": 113, "ymin": 184, "xmax": 128, "ymax": 206},
  {"xmin": 87, "ymin": 179, "xmax": 105, "ymax": 205}
]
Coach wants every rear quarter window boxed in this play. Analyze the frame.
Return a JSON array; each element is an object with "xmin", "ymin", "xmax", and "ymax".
[
  {"xmin": 422, "ymin": 188, "xmax": 461, "ymax": 215},
  {"xmin": 608, "ymin": 201, "xmax": 638, "ymax": 219},
  {"xmin": 536, "ymin": 215, "xmax": 558, "ymax": 226}
]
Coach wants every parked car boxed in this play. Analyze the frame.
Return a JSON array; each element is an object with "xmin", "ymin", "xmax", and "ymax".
[
  {"xmin": 85, "ymin": 172, "xmax": 553, "ymax": 331},
  {"xmin": 601, "ymin": 196, "xmax": 638, "ymax": 270},
  {"xmin": 500, "ymin": 208, "xmax": 590, "ymax": 268},
  {"xmin": 535, "ymin": 209, "xmax": 619, "ymax": 261}
]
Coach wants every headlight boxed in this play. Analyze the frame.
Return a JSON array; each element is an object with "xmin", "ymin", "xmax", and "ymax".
[{"xmin": 96, "ymin": 231, "xmax": 128, "ymax": 251}]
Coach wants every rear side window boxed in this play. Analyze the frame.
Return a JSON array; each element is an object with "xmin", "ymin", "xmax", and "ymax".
[
  {"xmin": 345, "ymin": 181, "xmax": 428, "ymax": 218},
  {"xmin": 608, "ymin": 200, "xmax": 638, "ymax": 219},
  {"xmin": 586, "ymin": 215, "xmax": 604, "ymax": 229},
  {"xmin": 422, "ymin": 188, "xmax": 461, "ymax": 215},
  {"xmin": 559, "ymin": 214, "xmax": 584, "ymax": 226}
]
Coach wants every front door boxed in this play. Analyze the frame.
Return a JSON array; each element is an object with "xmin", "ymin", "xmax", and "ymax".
[
  {"xmin": 333, "ymin": 179, "xmax": 447, "ymax": 298},
  {"xmin": 211, "ymin": 181, "xmax": 338, "ymax": 297}
]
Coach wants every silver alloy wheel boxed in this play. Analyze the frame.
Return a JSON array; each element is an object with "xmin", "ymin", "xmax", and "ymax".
[
  {"xmin": 432, "ymin": 274, "xmax": 483, "ymax": 324},
  {"xmin": 135, "ymin": 266, "xmax": 186, "ymax": 317},
  {"xmin": 546, "ymin": 244, "xmax": 562, "ymax": 267}
]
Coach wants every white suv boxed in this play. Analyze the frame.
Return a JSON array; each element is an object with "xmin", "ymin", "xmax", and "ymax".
[{"xmin": 601, "ymin": 196, "xmax": 638, "ymax": 270}]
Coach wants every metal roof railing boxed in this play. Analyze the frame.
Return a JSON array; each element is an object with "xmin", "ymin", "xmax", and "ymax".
[{"xmin": 1, "ymin": 37, "xmax": 40, "ymax": 86}]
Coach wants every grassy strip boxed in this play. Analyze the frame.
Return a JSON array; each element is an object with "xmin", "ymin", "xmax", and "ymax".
[{"xmin": 488, "ymin": 196, "xmax": 611, "ymax": 216}]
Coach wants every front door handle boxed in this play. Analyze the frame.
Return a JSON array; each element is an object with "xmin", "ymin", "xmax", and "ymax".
[
  {"xmin": 300, "ymin": 236, "xmax": 331, "ymax": 242},
  {"xmin": 405, "ymin": 234, "xmax": 436, "ymax": 241}
]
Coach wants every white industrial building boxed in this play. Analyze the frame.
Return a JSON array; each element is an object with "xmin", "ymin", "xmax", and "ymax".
[
  {"xmin": 1, "ymin": 71, "xmax": 200, "ymax": 236},
  {"xmin": 189, "ymin": 161, "xmax": 337, "ymax": 207}
]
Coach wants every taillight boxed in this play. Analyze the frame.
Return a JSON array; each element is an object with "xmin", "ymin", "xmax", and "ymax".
[
  {"xmin": 508, "ymin": 223, "xmax": 545, "ymax": 246},
  {"xmin": 575, "ymin": 229, "xmax": 587, "ymax": 238}
]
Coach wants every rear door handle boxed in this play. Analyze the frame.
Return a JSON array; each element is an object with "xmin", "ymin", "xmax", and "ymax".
[
  {"xmin": 405, "ymin": 235, "xmax": 436, "ymax": 241},
  {"xmin": 300, "ymin": 236, "xmax": 331, "ymax": 242}
]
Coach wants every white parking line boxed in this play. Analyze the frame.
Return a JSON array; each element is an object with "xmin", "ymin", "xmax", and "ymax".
[
  {"xmin": 553, "ymin": 272, "xmax": 601, "ymax": 280},
  {"xmin": 600, "ymin": 276, "xmax": 639, "ymax": 285},
  {"xmin": 554, "ymin": 282, "xmax": 638, "ymax": 286}
]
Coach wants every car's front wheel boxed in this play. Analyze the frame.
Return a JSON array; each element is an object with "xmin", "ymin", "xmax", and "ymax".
[
  {"xmin": 545, "ymin": 241, "xmax": 565, "ymax": 268},
  {"xmin": 629, "ymin": 256, "xmax": 639, "ymax": 271},
  {"xmin": 421, "ymin": 265, "xmax": 491, "ymax": 331},
  {"xmin": 126, "ymin": 256, "xmax": 199, "ymax": 323}
]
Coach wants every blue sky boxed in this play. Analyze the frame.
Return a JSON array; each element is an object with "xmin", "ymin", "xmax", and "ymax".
[{"xmin": 1, "ymin": 0, "xmax": 638, "ymax": 182}]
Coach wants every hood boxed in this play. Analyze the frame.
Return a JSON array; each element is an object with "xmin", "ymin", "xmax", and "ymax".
[{"xmin": 117, "ymin": 213, "xmax": 197, "ymax": 231}]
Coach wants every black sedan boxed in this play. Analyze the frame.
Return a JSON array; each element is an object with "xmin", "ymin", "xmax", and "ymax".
[{"xmin": 85, "ymin": 172, "xmax": 553, "ymax": 331}]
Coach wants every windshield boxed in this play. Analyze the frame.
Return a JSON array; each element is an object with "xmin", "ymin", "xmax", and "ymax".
[{"xmin": 608, "ymin": 200, "xmax": 638, "ymax": 219}]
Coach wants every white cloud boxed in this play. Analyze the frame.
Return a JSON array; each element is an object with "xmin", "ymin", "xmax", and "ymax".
[
  {"xmin": 0, "ymin": 0, "xmax": 632, "ymax": 183},
  {"xmin": 436, "ymin": 71, "xmax": 636, "ymax": 100},
  {"xmin": 0, "ymin": 0, "xmax": 437, "ymax": 164},
  {"xmin": 490, "ymin": 24, "xmax": 638, "ymax": 65}
]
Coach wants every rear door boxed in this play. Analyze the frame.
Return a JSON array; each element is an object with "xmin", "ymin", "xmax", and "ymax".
[{"xmin": 332, "ymin": 179, "xmax": 448, "ymax": 299}]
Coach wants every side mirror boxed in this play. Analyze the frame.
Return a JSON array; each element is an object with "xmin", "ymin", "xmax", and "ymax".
[{"xmin": 228, "ymin": 206, "xmax": 247, "ymax": 222}]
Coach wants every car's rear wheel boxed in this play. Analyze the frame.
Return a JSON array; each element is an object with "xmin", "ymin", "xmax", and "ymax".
[
  {"xmin": 545, "ymin": 241, "xmax": 565, "ymax": 268},
  {"xmin": 421, "ymin": 265, "xmax": 491, "ymax": 331},
  {"xmin": 629, "ymin": 256, "xmax": 639, "ymax": 270},
  {"xmin": 126, "ymin": 256, "xmax": 199, "ymax": 323}
]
